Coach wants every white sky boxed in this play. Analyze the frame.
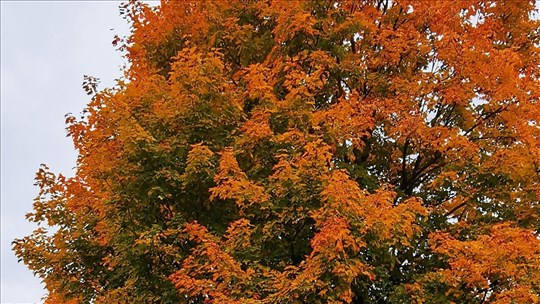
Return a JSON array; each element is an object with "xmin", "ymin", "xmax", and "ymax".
[{"xmin": 1, "ymin": 2, "xmax": 130, "ymax": 302}]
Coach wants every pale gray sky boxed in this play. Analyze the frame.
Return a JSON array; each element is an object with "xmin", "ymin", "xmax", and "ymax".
[{"xmin": 1, "ymin": 2, "xmax": 129, "ymax": 302}]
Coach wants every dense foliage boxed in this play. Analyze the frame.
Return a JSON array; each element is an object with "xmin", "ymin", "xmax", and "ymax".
[{"xmin": 14, "ymin": 1, "xmax": 540, "ymax": 303}]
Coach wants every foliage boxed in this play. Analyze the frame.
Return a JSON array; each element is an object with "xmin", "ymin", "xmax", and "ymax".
[{"xmin": 14, "ymin": 1, "xmax": 540, "ymax": 303}]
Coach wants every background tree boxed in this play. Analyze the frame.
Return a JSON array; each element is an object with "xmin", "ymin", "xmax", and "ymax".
[{"xmin": 14, "ymin": 0, "xmax": 540, "ymax": 303}]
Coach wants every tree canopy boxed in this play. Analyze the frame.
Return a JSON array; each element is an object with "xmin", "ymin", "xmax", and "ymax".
[{"xmin": 14, "ymin": 1, "xmax": 540, "ymax": 303}]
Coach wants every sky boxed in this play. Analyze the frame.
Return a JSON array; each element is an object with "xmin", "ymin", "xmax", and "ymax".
[{"xmin": 1, "ymin": 2, "xmax": 130, "ymax": 302}]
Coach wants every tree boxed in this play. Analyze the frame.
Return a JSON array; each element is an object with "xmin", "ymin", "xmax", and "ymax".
[{"xmin": 13, "ymin": 1, "xmax": 540, "ymax": 303}]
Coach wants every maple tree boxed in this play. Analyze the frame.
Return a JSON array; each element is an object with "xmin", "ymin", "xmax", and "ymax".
[{"xmin": 13, "ymin": 0, "xmax": 540, "ymax": 303}]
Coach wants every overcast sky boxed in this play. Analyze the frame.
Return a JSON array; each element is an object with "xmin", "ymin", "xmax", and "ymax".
[{"xmin": 1, "ymin": 2, "xmax": 131, "ymax": 302}]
